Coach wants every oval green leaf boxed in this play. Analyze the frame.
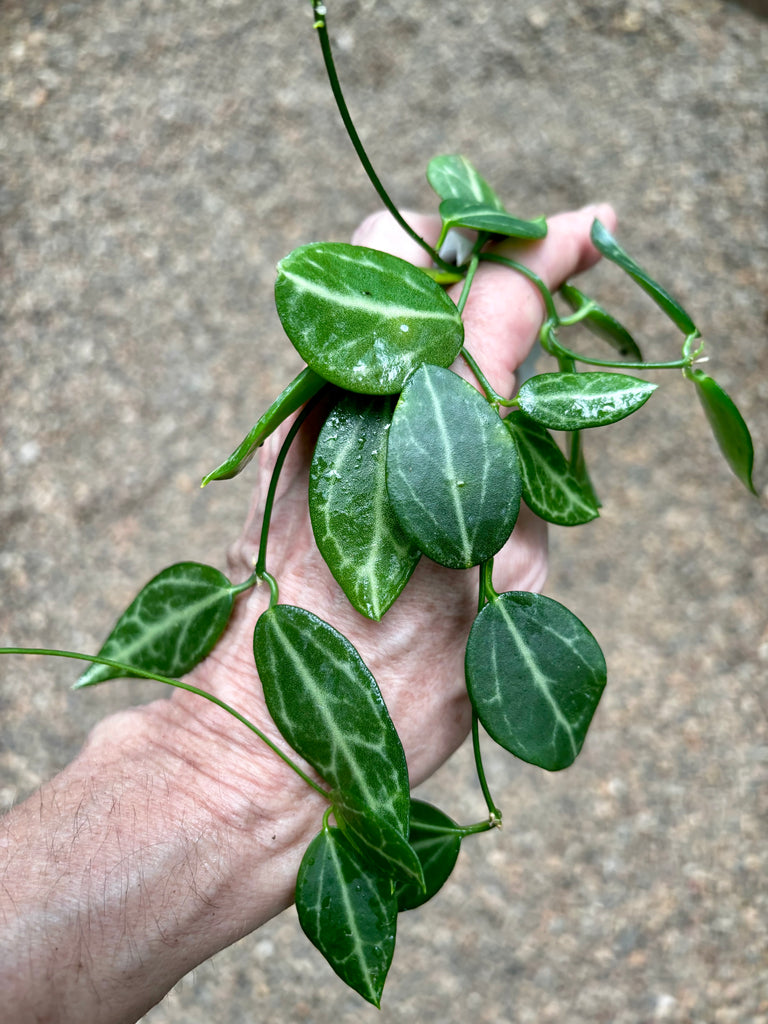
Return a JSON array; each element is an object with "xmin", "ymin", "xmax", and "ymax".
[
  {"xmin": 332, "ymin": 789, "xmax": 425, "ymax": 890},
  {"xmin": 387, "ymin": 365, "xmax": 522, "ymax": 569},
  {"xmin": 274, "ymin": 243, "xmax": 464, "ymax": 395},
  {"xmin": 559, "ymin": 281, "xmax": 642, "ymax": 361},
  {"xmin": 506, "ymin": 411, "xmax": 600, "ymax": 526},
  {"xmin": 466, "ymin": 592, "xmax": 607, "ymax": 771},
  {"xmin": 688, "ymin": 369, "xmax": 757, "ymax": 495},
  {"xmin": 202, "ymin": 366, "xmax": 327, "ymax": 485},
  {"xmin": 74, "ymin": 562, "xmax": 235, "ymax": 688},
  {"xmin": 396, "ymin": 800, "xmax": 462, "ymax": 912},
  {"xmin": 309, "ymin": 393, "xmax": 421, "ymax": 620},
  {"xmin": 426, "ymin": 154, "xmax": 505, "ymax": 210},
  {"xmin": 517, "ymin": 371, "xmax": 656, "ymax": 430},
  {"xmin": 254, "ymin": 604, "xmax": 410, "ymax": 834},
  {"xmin": 590, "ymin": 219, "xmax": 697, "ymax": 336},
  {"xmin": 296, "ymin": 824, "xmax": 397, "ymax": 1008},
  {"xmin": 439, "ymin": 198, "xmax": 547, "ymax": 242}
]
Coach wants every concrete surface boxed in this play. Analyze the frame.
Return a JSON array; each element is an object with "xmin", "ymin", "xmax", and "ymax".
[{"xmin": 1, "ymin": 0, "xmax": 767, "ymax": 1021}]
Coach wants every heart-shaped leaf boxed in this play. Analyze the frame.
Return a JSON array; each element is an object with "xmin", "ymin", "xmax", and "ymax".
[
  {"xmin": 296, "ymin": 823, "xmax": 397, "ymax": 1008},
  {"xmin": 386, "ymin": 365, "xmax": 521, "ymax": 569},
  {"xmin": 466, "ymin": 592, "xmax": 607, "ymax": 771},
  {"xmin": 559, "ymin": 281, "xmax": 642, "ymax": 361},
  {"xmin": 254, "ymin": 604, "xmax": 410, "ymax": 834},
  {"xmin": 202, "ymin": 366, "xmax": 327, "ymax": 485},
  {"xmin": 275, "ymin": 243, "xmax": 464, "ymax": 395},
  {"xmin": 439, "ymin": 198, "xmax": 547, "ymax": 242},
  {"xmin": 332, "ymin": 789, "xmax": 425, "ymax": 890},
  {"xmin": 517, "ymin": 372, "xmax": 656, "ymax": 430},
  {"xmin": 74, "ymin": 563, "xmax": 236, "ymax": 688},
  {"xmin": 396, "ymin": 800, "xmax": 462, "ymax": 912},
  {"xmin": 590, "ymin": 220, "xmax": 697, "ymax": 336},
  {"xmin": 688, "ymin": 369, "xmax": 757, "ymax": 495},
  {"xmin": 506, "ymin": 411, "xmax": 600, "ymax": 526},
  {"xmin": 427, "ymin": 154, "xmax": 505, "ymax": 210},
  {"xmin": 309, "ymin": 393, "xmax": 421, "ymax": 620}
]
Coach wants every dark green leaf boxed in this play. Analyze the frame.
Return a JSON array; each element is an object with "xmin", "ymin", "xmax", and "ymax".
[
  {"xmin": 568, "ymin": 430, "xmax": 601, "ymax": 509},
  {"xmin": 387, "ymin": 365, "xmax": 522, "ymax": 569},
  {"xmin": 332, "ymin": 789, "xmax": 425, "ymax": 890},
  {"xmin": 466, "ymin": 592, "xmax": 607, "ymax": 771},
  {"xmin": 74, "ymin": 563, "xmax": 235, "ymax": 688},
  {"xmin": 396, "ymin": 800, "xmax": 462, "ymax": 912},
  {"xmin": 202, "ymin": 367, "xmax": 327, "ymax": 485},
  {"xmin": 506, "ymin": 411, "xmax": 600, "ymax": 526},
  {"xmin": 426, "ymin": 154, "xmax": 505, "ymax": 210},
  {"xmin": 296, "ymin": 824, "xmax": 397, "ymax": 1007},
  {"xmin": 274, "ymin": 243, "xmax": 464, "ymax": 395},
  {"xmin": 254, "ymin": 604, "xmax": 409, "ymax": 834},
  {"xmin": 439, "ymin": 198, "xmax": 547, "ymax": 242},
  {"xmin": 688, "ymin": 369, "xmax": 757, "ymax": 494},
  {"xmin": 517, "ymin": 372, "xmax": 656, "ymax": 430},
  {"xmin": 590, "ymin": 220, "xmax": 697, "ymax": 336},
  {"xmin": 309, "ymin": 393, "xmax": 420, "ymax": 620},
  {"xmin": 559, "ymin": 281, "xmax": 642, "ymax": 361}
]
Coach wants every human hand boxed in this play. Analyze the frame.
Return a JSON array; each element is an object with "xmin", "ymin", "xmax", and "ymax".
[{"xmin": 153, "ymin": 202, "xmax": 617, "ymax": 834}]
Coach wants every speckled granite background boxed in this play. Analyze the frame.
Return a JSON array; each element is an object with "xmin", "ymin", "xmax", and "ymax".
[{"xmin": 1, "ymin": 1, "xmax": 766, "ymax": 1021}]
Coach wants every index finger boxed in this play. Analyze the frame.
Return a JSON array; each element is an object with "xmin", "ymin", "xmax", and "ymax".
[{"xmin": 352, "ymin": 203, "xmax": 618, "ymax": 397}]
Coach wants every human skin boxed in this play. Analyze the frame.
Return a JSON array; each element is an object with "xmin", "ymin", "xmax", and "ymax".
[{"xmin": 0, "ymin": 202, "xmax": 616, "ymax": 1024}]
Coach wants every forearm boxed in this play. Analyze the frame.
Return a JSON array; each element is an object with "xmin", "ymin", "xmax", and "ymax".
[{"xmin": 0, "ymin": 700, "xmax": 322, "ymax": 1024}]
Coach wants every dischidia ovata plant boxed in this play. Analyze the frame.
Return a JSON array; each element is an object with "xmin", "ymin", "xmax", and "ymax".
[{"xmin": 0, "ymin": 1, "xmax": 758, "ymax": 1007}]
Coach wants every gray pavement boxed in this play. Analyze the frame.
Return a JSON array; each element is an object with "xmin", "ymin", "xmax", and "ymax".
[{"xmin": 1, "ymin": 1, "xmax": 767, "ymax": 1021}]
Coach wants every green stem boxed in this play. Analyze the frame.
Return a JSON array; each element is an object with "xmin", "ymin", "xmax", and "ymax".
[
  {"xmin": 311, "ymin": 2, "xmax": 453, "ymax": 272},
  {"xmin": 479, "ymin": 252, "xmax": 558, "ymax": 320},
  {"xmin": 472, "ymin": 712, "xmax": 502, "ymax": 822},
  {"xmin": 254, "ymin": 395, "xmax": 321, "ymax": 577},
  {"xmin": 0, "ymin": 646, "xmax": 331, "ymax": 799}
]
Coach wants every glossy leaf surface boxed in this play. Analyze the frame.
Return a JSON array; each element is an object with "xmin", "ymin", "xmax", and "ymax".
[
  {"xmin": 559, "ymin": 281, "xmax": 642, "ymax": 360},
  {"xmin": 75, "ymin": 563, "xmax": 235, "ymax": 688},
  {"xmin": 466, "ymin": 592, "xmax": 607, "ymax": 771},
  {"xmin": 506, "ymin": 411, "xmax": 600, "ymax": 526},
  {"xmin": 396, "ymin": 800, "xmax": 462, "ymax": 912},
  {"xmin": 387, "ymin": 365, "xmax": 522, "ymax": 569},
  {"xmin": 332, "ymin": 789, "xmax": 425, "ymax": 889},
  {"xmin": 202, "ymin": 366, "xmax": 326, "ymax": 485},
  {"xmin": 688, "ymin": 369, "xmax": 757, "ymax": 494},
  {"xmin": 590, "ymin": 220, "xmax": 697, "ymax": 335},
  {"xmin": 275, "ymin": 243, "xmax": 464, "ymax": 395},
  {"xmin": 296, "ymin": 825, "xmax": 397, "ymax": 1007},
  {"xmin": 309, "ymin": 393, "xmax": 420, "ymax": 620},
  {"xmin": 517, "ymin": 372, "xmax": 656, "ymax": 430},
  {"xmin": 254, "ymin": 604, "xmax": 409, "ymax": 834},
  {"xmin": 426, "ymin": 154, "xmax": 505, "ymax": 210},
  {"xmin": 439, "ymin": 198, "xmax": 547, "ymax": 242}
]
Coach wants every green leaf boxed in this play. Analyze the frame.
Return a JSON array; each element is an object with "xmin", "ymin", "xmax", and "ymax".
[
  {"xmin": 439, "ymin": 198, "xmax": 547, "ymax": 242},
  {"xmin": 517, "ymin": 371, "xmax": 657, "ymax": 430},
  {"xmin": 396, "ymin": 800, "xmax": 462, "ymax": 912},
  {"xmin": 427, "ymin": 154, "xmax": 505, "ymax": 210},
  {"xmin": 386, "ymin": 365, "xmax": 522, "ymax": 569},
  {"xmin": 688, "ymin": 369, "xmax": 757, "ymax": 495},
  {"xmin": 590, "ymin": 220, "xmax": 697, "ymax": 336},
  {"xmin": 559, "ymin": 281, "xmax": 642, "ymax": 361},
  {"xmin": 506, "ymin": 411, "xmax": 600, "ymax": 526},
  {"xmin": 274, "ymin": 243, "xmax": 464, "ymax": 395},
  {"xmin": 202, "ymin": 366, "xmax": 327, "ymax": 485},
  {"xmin": 332, "ymin": 789, "xmax": 425, "ymax": 890},
  {"xmin": 296, "ymin": 824, "xmax": 397, "ymax": 1007},
  {"xmin": 254, "ymin": 604, "xmax": 410, "ymax": 834},
  {"xmin": 568, "ymin": 430, "xmax": 601, "ymax": 509},
  {"xmin": 309, "ymin": 393, "xmax": 420, "ymax": 620},
  {"xmin": 74, "ymin": 563, "xmax": 236, "ymax": 688},
  {"xmin": 466, "ymin": 592, "xmax": 607, "ymax": 771}
]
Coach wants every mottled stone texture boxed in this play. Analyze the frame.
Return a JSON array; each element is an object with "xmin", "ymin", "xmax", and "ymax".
[{"xmin": 1, "ymin": 1, "xmax": 766, "ymax": 1021}]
